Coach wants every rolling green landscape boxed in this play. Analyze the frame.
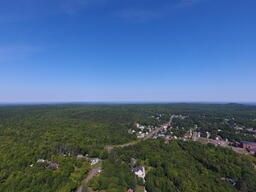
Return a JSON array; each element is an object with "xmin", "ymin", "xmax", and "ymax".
[
  {"xmin": 0, "ymin": 104, "xmax": 256, "ymax": 192},
  {"xmin": 90, "ymin": 139, "xmax": 256, "ymax": 192}
]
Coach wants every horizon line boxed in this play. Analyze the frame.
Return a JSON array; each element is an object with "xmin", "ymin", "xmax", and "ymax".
[{"xmin": 0, "ymin": 101, "xmax": 256, "ymax": 106}]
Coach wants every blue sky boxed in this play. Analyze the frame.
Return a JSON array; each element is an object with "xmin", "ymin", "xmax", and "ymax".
[{"xmin": 0, "ymin": 0, "xmax": 255, "ymax": 103}]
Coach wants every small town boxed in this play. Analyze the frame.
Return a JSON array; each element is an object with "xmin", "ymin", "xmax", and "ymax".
[
  {"xmin": 26, "ymin": 112, "xmax": 256, "ymax": 192},
  {"xmin": 74, "ymin": 113, "xmax": 256, "ymax": 192},
  {"xmin": 131, "ymin": 114, "xmax": 256, "ymax": 155},
  {"xmin": 1, "ymin": 105, "xmax": 256, "ymax": 192}
]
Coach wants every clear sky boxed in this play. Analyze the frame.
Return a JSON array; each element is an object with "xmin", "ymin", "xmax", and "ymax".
[{"xmin": 0, "ymin": 0, "xmax": 255, "ymax": 103}]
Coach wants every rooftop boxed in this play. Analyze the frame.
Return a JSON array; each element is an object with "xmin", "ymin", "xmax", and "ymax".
[
  {"xmin": 241, "ymin": 141, "xmax": 256, "ymax": 146},
  {"xmin": 248, "ymin": 148, "xmax": 256, "ymax": 152},
  {"xmin": 134, "ymin": 166, "xmax": 144, "ymax": 172}
]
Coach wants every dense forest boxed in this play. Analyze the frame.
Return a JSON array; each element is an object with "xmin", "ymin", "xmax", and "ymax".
[
  {"xmin": 0, "ymin": 104, "xmax": 140, "ymax": 191},
  {"xmin": 0, "ymin": 103, "xmax": 255, "ymax": 191},
  {"xmin": 90, "ymin": 139, "xmax": 256, "ymax": 192}
]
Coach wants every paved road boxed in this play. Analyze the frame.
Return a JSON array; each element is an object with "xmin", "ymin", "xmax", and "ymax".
[
  {"xmin": 85, "ymin": 167, "xmax": 101, "ymax": 183},
  {"xmin": 104, "ymin": 127, "xmax": 164, "ymax": 153},
  {"xmin": 77, "ymin": 118, "xmax": 174, "ymax": 191},
  {"xmin": 105, "ymin": 117, "xmax": 173, "ymax": 152},
  {"xmin": 144, "ymin": 116, "xmax": 173, "ymax": 140},
  {"xmin": 76, "ymin": 167, "xmax": 101, "ymax": 192},
  {"xmin": 105, "ymin": 141, "xmax": 138, "ymax": 152},
  {"xmin": 144, "ymin": 126, "xmax": 163, "ymax": 140}
]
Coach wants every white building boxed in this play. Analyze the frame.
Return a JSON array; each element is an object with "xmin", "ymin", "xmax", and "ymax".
[
  {"xmin": 37, "ymin": 159, "xmax": 46, "ymax": 163},
  {"xmin": 137, "ymin": 133, "xmax": 145, "ymax": 138},
  {"xmin": 77, "ymin": 154, "xmax": 85, "ymax": 159},
  {"xmin": 206, "ymin": 132, "xmax": 211, "ymax": 139},
  {"xmin": 139, "ymin": 126, "xmax": 145, "ymax": 130},
  {"xmin": 134, "ymin": 166, "xmax": 146, "ymax": 179},
  {"xmin": 91, "ymin": 158, "xmax": 100, "ymax": 165}
]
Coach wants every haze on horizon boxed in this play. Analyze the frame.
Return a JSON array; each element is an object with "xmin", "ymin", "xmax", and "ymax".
[{"xmin": 0, "ymin": 0, "xmax": 255, "ymax": 103}]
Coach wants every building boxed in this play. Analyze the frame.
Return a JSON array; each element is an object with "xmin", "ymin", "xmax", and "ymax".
[
  {"xmin": 91, "ymin": 158, "xmax": 100, "ymax": 165},
  {"xmin": 37, "ymin": 159, "xmax": 46, "ymax": 163},
  {"xmin": 247, "ymin": 148, "xmax": 256, "ymax": 155},
  {"xmin": 240, "ymin": 141, "xmax": 256, "ymax": 149},
  {"xmin": 137, "ymin": 132, "xmax": 145, "ymax": 138},
  {"xmin": 192, "ymin": 132, "xmax": 201, "ymax": 141},
  {"xmin": 206, "ymin": 132, "xmax": 211, "ymax": 139},
  {"xmin": 49, "ymin": 162, "xmax": 59, "ymax": 170},
  {"xmin": 36, "ymin": 159, "xmax": 59, "ymax": 169},
  {"xmin": 77, "ymin": 154, "xmax": 87, "ymax": 159},
  {"xmin": 163, "ymin": 123, "xmax": 170, "ymax": 129},
  {"xmin": 184, "ymin": 133, "xmax": 192, "ymax": 138},
  {"xmin": 134, "ymin": 166, "xmax": 146, "ymax": 179},
  {"xmin": 130, "ymin": 158, "xmax": 137, "ymax": 167}
]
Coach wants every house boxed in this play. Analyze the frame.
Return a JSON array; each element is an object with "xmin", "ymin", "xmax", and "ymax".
[
  {"xmin": 206, "ymin": 132, "xmax": 211, "ymax": 139},
  {"xmin": 184, "ymin": 133, "xmax": 192, "ymax": 138},
  {"xmin": 77, "ymin": 154, "xmax": 88, "ymax": 159},
  {"xmin": 157, "ymin": 134, "xmax": 165, "ymax": 138},
  {"xmin": 247, "ymin": 148, "xmax": 256, "ymax": 155},
  {"xmin": 77, "ymin": 154, "xmax": 85, "ymax": 159},
  {"xmin": 221, "ymin": 177, "xmax": 237, "ymax": 186},
  {"xmin": 37, "ymin": 159, "xmax": 59, "ymax": 169},
  {"xmin": 234, "ymin": 126, "xmax": 244, "ymax": 130},
  {"xmin": 163, "ymin": 123, "xmax": 169, "ymax": 129},
  {"xmin": 139, "ymin": 126, "xmax": 145, "ymax": 130},
  {"xmin": 192, "ymin": 132, "xmax": 201, "ymax": 141},
  {"xmin": 37, "ymin": 159, "xmax": 46, "ymax": 163},
  {"xmin": 134, "ymin": 166, "xmax": 146, "ymax": 179},
  {"xmin": 137, "ymin": 133, "xmax": 145, "ymax": 138},
  {"xmin": 130, "ymin": 158, "xmax": 137, "ymax": 167},
  {"xmin": 240, "ymin": 141, "xmax": 256, "ymax": 149},
  {"xmin": 49, "ymin": 162, "xmax": 59, "ymax": 170},
  {"xmin": 91, "ymin": 158, "xmax": 100, "ymax": 165}
]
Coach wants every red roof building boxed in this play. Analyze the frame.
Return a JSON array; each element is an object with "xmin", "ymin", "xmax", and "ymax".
[{"xmin": 240, "ymin": 141, "xmax": 256, "ymax": 149}]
